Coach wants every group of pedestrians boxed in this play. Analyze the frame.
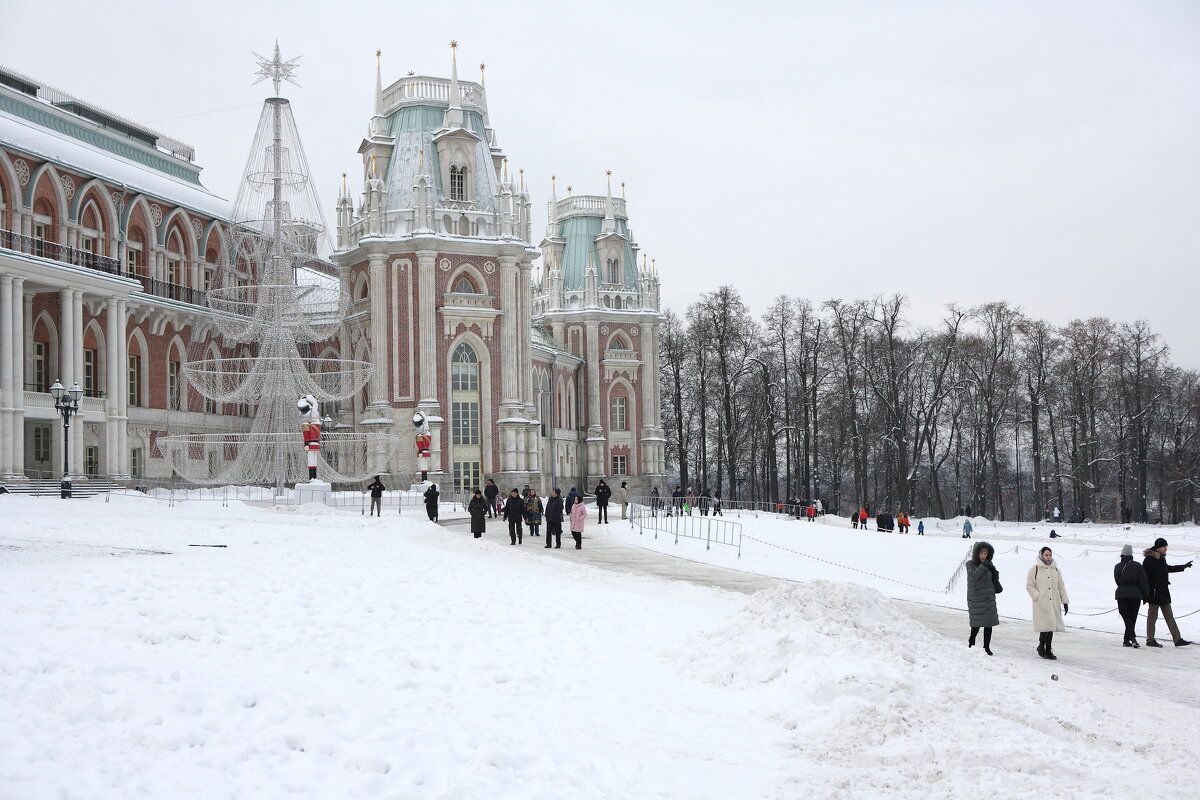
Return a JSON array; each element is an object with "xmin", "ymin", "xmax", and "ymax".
[
  {"xmin": 784, "ymin": 497, "xmax": 823, "ymax": 520},
  {"xmin": 964, "ymin": 536, "xmax": 1193, "ymax": 660},
  {"xmin": 468, "ymin": 484, "xmax": 587, "ymax": 549},
  {"xmin": 658, "ymin": 486, "xmax": 723, "ymax": 516},
  {"xmin": 848, "ymin": 506, "xmax": 923, "ymax": 534}
]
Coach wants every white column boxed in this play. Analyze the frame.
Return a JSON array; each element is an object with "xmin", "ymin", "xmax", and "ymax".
[
  {"xmin": 0, "ymin": 275, "xmax": 13, "ymax": 476},
  {"xmin": 585, "ymin": 321, "xmax": 601, "ymax": 428},
  {"xmin": 14, "ymin": 284, "xmax": 28, "ymax": 475},
  {"xmin": 367, "ymin": 253, "xmax": 389, "ymax": 408},
  {"xmin": 416, "ymin": 250, "xmax": 439, "ymax": 408},
  {"xmin": 498, "ymin": 255, "xmax": 520, "ymax": 407},
  {"xmin": 59, "ymin": 289, "xmax": 74, "ymax": 387},
  {"xmin": 105, "ymin": 297, "xmax": 121, "ymax": 476},
  {"xmin": 116, "ymin": 299, "xmax": 129, "ymax": 477},
  {"xmin": 71, "ymin": 290, "xmax": 84, "ymax": 476}
]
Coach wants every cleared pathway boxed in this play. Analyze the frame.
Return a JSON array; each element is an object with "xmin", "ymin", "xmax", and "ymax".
[{"xmin": 440, "ymin": 514, "xmax": 1199, "ymax": 708}]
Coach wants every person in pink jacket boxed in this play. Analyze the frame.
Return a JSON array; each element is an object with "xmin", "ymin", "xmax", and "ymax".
[{"xmin": 569, "ymin": 498, "xmax": 587, "ymax": 549}]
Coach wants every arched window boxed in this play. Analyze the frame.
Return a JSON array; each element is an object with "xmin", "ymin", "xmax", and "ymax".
[
  {"xmin": 458, "ymin": 214, "xmax": 470, "ymax": 236},
  {"xmin": 606, "ymin": 257, "xmax": 620, "ymax": 285},
  {"xmin": 449, "ymin": 165, "xmax": 467, "ymax": 201},
  {"xmin": 610, "ymin": 336, "xmax": 630, "ymax": 351},
  {"xmin": 450, "ymin": 342, "xmax": 481, "ymax": 493},
  {"xmin": 453, "ymin": 275, "xmax": 476, "ymax": 294}
]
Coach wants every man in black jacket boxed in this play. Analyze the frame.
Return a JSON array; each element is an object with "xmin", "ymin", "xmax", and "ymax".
[
  {"xmin": 1143, "ymin": 537, "xmax": 1193, "ymax": 647},
  {"xmin": 366, "ymin": 476, "xmax": 385, "ymax": 517},
  {"xmin": 593, "ymin": 480, "xmax": 612, "ymax": 524},
  {"xmin": 1115, "ymin": 543, "xmax": 1150, "ymax": 647},
  {"xmin": 503, "ymin": 489, "xmax": 525, "ymax": 545},
  {"xmin": 544, "ymin": 488, "xmax": 564, "ymax": 549},
  {"xmin": 484, "ymin": 479, "xmax": 500, "ymax": 518}
]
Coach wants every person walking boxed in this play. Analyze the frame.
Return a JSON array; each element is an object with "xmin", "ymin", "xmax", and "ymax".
[
  {"xmin": 565, "ymin": 486, "xmax": 580, "ymax": 516},
  {"xmin": 619, "ymin": 481, "xmax": 631, "ymax": 520},
  {"xmin": 468, "ymin": 489, "xmax": 488, "ymax": 539},
  {"xmin": 851, "ymin": 511, "xmax": 859, "ymax": 530},
  {"xmin": 503, "ymin": 489, "xmax": 525, "ymax": 545},
  {"xmin": 858, "ymin": 507, "xmax": 868, "ymax": 529},
  {"xmin": 484, "ymin": 479, "xmax": 499, "ymax": 518},
  {"xmin": 962, "ymin": 519, "xmax": 973, "ymax": 539},
  {"xmin": 966, "ymin": 541, "xmax": 1000, "ymax": 655},
  {"xmin": 685, "ymin": 488, "xmax": 696, "ymax": 516},
  {"xmin": 649, "ymin": 486, "xmax": 661, "ymax": 517},
  {"xmin": 545, "ymin": 488, "xmax": 564, "ymax": 549},
  {"xmin": 806, "ymin": 503, "xmax": 816, "ymax": 522},
  {"xmin": 569, "ymin": 495, "xmax": 587, "ymax": 549},
  {"xmin": 1143, "ymin": 537, "xmax": 1193, "ymax": 647},
  {"xmin": 815, "ymin": 498, "xmax": 824, "ymax": 516},
  {"xmin": 712, "ymin": 493, "xmax": 723, "ymax": 516},
  {"xmin": 699, "ymin": 488, "xmax": 712, "ymax": 516},
  {"xmin": 1027, "ymin": 546, "xmax": 1070, "ymax": 660},
  {"xmin": 366, "ymin": 475, "xmax": 385, "ymax": 517},
  {"xmin": 594, "ymin": 480, "xmax": 612, "ymax": 524},
  {"xmin": 525, "ymin": 489, "xmax": 544, "ymax": 538},
  {"xmin": 917, "ymin": 519, "xmax": 925, "ymax": 536},
  {"xmin": 423, "ymin": 483, "xmax": 440, "ymax": 522},
  {"xmin": 670, "ymin": 485, "xmax": 684, "ymax": 516},
  {"xmin": 1114, "ymin": 543, "xmax": 1149, "ymax": 647}
]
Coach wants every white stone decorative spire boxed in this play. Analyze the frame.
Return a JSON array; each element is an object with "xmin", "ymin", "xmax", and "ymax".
[
  {"xmin": 585, "ymin": 251, "xmax": 598, "ymax": 308},
  {"xmin": 368, "ymin": 50, "xmax": 388, "ymax": 138},
  {"xmin": 444, "ymin": 40, "xmax": 465, "ymax": 129},
  {"xmin": 601, "ymin": 170, "xmax": 616, "ymax": 234}
]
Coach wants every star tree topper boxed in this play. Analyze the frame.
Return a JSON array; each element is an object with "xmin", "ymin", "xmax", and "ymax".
[{"xmin": 253, "ymin": 41, "xmax": 302, "ymax": 95}]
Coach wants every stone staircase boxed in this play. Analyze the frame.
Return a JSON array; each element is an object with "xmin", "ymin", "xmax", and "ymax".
[{"xmin": 0, "ymin": 478, "xmax": 123, "ymax": 498}]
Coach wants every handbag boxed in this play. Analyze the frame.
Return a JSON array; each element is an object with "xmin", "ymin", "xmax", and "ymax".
[{"xmin": 992, "ymin": 572, "xmax": 1003, "ymax": 594}]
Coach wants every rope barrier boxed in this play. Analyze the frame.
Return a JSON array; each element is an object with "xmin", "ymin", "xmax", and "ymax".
[{"xmin": 741, "ymin": 534, "xmax": 950, "ymax": 594}]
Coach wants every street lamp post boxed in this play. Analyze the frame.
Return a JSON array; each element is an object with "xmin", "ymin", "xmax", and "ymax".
[{"xmin": 49, "ymin": 379, "xmax": 83, "ymax": 499}]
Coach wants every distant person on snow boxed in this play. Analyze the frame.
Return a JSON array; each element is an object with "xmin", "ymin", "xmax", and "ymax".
[
  {"xmin": 1027, "ymin": 547, "xmax": 1070, "ymax": 660},
  {"xmin": 366, "ymin": 475, "xmax": 385, "ymax": 517},
  {"xmin": 503, "ymin": 489, "xmax": 525, "ymax": 545},
  {"xmin": 966, "ymin": 541, "xmax": 1000, "ymax": 656},
  {"xmin": 711, "ymin": 493, "xmax": 723, "ymax": 516},
  {"xmin": 484, "ymin": 479, "xmax": 500, "ymax": 518},
  {"xmin": 569, "ymin": 495, "xmax": 587, "ymax": 549},
  {"xmin": 962, "ymin": 519, "xmax": 973, "ymax": 539},
  {"xmin": 525, "ymin": 489, "xmax": 543, "ymax": 538},
  {"xmin": 685, "ymin": 488, "xmax": 697, "ymax": 516},
  {"xmin": 423, "ymin": 483, "xmax": 440, "ymax": 522},
  {"xmin": 859, "ymin": 507, "xmax": 868, "ymax": 529},
  {"xmin": 917, "ymin": 520, "xmax": 925, "ymax": 536},
  {"xmin": 544, "ymin": 488, "xmax": 564, "ymax": 549},
  {"xmin": 1142, "ymin": 537, "xmax": 1193, "ymax": 647},
  {"xmin": 619, "ymin": 481, "xmax": 630, "ymax": 520},
  {"xmin": 468, "ymin": 489, "xmax": 488, "ymax": 539},
  {"xmin": 593, "ymin": 480, "xmax": 612, "ymax": 524},
  {"xmin": 1114, "ymin": 543, "xmax": 1149, "ymax": 647}
]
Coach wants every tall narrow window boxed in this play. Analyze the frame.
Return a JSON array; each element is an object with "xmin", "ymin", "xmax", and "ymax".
[
  {"xmin": 130, "ymin": 448, "xmax": 143, "ymax": 478},
  {"xmin": 449, "ymin": 165, "xmax": 466, "ymax": 201},
  {"xmin": 128, "ymin": 354, "xmax": 141, "ymax": 406},
  {"xmin": 83, "ymin": 348, "xmax": 97, "ymax": 397},
  {"xmin": 610, "ymin": 395, "xmax": 627, "ymax": 431},
  {"xmin": 607, "ymin": 257, "xmax": 620, "ymax": 285},
  {"xmin": 33, "ymin": 425, "xmax": 51, "ymax": 463},
  {"xmin": 168, "ymin": 361, "xmax": 180, "ymax": 410},
  {"xmin": 33, "ymin": 342, "xmax": 46, "ymax": 393},
  {"xmin": 450, "ymin": 342, "xmax": 482, "ymax": 493},
  {"xmin": 611, "ymin": 454, "xmax": 627, "ymax": 476}
]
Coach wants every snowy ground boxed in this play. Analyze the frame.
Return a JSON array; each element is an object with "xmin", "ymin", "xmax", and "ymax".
[{"xmin": 1, "ymin": 495, "xmax": 1198, "ymax": 799}]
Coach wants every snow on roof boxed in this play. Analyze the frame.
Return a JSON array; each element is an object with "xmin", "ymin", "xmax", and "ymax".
[{"xmin": 0, "ymin": 104, "xmax": 231, "ymax": 220}]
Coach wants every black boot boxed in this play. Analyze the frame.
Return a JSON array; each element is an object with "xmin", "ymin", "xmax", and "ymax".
[
  {"xmin": 1037, "ymin": 632, "xmax": 1048, "ymax": 658},
  {"xmin": 983, "ymin": 627, "xmax": 993, "ymax": 656},
  {"xmin": 969, "ymin": 627, "xmax": 978, "ymax": 648},
  {"xmin": 1044, "ymin": 632, "xmax": 1057, "ymax": 660}
]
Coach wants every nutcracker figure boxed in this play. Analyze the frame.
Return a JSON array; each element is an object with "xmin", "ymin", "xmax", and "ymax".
[
  {"xmin": 413, "ymin": 411, "xmax": 432, "ymax": 482},
  {"xmin": 298, "ymin": 394, "xmax": 321, "ymax": 480}
]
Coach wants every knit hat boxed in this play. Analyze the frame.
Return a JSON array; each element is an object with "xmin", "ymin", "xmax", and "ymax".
[
  {"xmin": 1121, "ymin": 544, "xmax": 1133, "ymax": 557},
  {"xmin": 1154, "ymin": 537, "xmax": 1169, "ymax": 549}
]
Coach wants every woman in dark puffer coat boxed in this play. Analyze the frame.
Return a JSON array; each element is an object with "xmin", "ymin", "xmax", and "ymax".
[{"xmin": 965, "ymin": 540, "xmax": 1000, "ymax": 655}]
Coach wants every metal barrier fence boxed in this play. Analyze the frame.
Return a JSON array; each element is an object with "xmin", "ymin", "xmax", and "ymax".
[{"xmin": 629, "ymin": 496, "xmax": 742, "ymax": 556}]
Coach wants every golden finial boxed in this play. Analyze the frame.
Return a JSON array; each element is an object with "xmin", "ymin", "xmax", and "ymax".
[
  {"xmin": 480, "ymin": 63, "xmax": 486, "ymax": 85},
  {"xmin": 605, "ymin": 169, "xmax": 612, "ymax": 177},
  {"xmin": 621, "ymin": 182, "xmax": 626, "ymax": 198},
  {"xmin": 407, "ymin": 70, "xmax": 415, "ymax": 76},
  {"xmin": 376, "ymin": 49, "xmax": 381, "ymax": 62},
  {"xmin": 566, "ymin": 185, "xmax": 573, "ymax": 194},
  {"xmin": 342, "ymin": 172, "xmax": 347, "ymax": 193}
]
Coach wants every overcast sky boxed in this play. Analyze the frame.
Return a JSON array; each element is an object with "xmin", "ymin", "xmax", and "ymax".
[{"xmin": 4, "ymin": 0, "xmax": 1198, "ymax": 364}]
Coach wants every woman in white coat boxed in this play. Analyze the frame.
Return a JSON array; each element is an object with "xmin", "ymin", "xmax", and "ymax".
[{"xmin": 1026, "ymin": 546, "xmax": 1070, "ymax": 660}]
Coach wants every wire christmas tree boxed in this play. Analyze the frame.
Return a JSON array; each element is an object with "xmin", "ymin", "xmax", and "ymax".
[{"xmin": 159, "ymin": 44, "xmax": 394, "ymax": 491}]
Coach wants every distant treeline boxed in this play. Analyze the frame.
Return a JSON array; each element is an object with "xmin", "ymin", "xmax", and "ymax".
[{"xmin": 660, "ymin": 289, "xmax": 1198, "ymax": 524}]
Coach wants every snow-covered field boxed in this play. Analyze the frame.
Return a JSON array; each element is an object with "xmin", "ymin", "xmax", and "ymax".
[
  {"xmin": 2, "ymin": 495, "xmax": 1198, "ymax": 799},
  {"xmin": 614, "ymin": 509, "xmax": 1200, "ymax": 636}
]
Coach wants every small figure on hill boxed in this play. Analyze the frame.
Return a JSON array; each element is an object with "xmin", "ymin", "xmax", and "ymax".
[
  {"xmin": 917, "ymin": 519, "xmax": 925, "ymax": 536},
  {"xmin": 594, "ymin": 480, "xmax": 612, "ymax": 524},
  {"xmin": 525, "ymin": 489, "xmax": 543, "ymax": 538},
  {"xmin": 366, "ymin": 475, "xmax": 385, "ymax": 517},
  {"xmin": 484, "ymin": 479, "xmax": 499, "ymax": 518},
  {"xmin": 685, "ymin": 487, "xmax": 696, "ymax": 516},
  {"xmin": 570, "ymin": 494, "xmax": 587, "ymax": 549},
  {"xmin": 424, "ymin": 483, "xmax": 440, "ymax": 522},
  {"xmin": 670, "ymin": 485, "xmax": 684, "ymax": 516},
  {"xmin": 858, "ymin": 507, "xmax": 868, "ymax": 529},
  {"xmin": 962, "ymin": 519, "xmax": 973, "ymax": 539},
  {"xmin": 1142, "ymin": 537, "xmax": 1193, "ymax": 647},
  {"xmin": 1114, "ymin": 543, "xmax": 1148, "ymax": 647},
  {"xmin": 966, "ymin": 541, "xmax": 1000, "ymax": 656},
  {"xmin": 1027, "ymin": 546, "xmax": 1070, "ymax": 660},
  {"xmin": 468, "ymin": 489, "xmax": 488, "ymax": 539},
  {"xmin": 619, "ymin": 481, "xmax": 631, "ymax": 520},
  {"xmin": 712, "ymin": 493, "xmax": 723, "ymax": 516},
  {"xmin": 503, "ymin": 489, "xmax": 525, "ymax": 545},
  {"xmin": 699, "ymin": 488, "xmax": 712, "ymax": 517},
  {"xmin": 545, "ymin": 488, "xmax": 564, "ymax": 549},
  {"xmin": 649, "ymin": 485, "xmax": 661, "ymax": 516}
]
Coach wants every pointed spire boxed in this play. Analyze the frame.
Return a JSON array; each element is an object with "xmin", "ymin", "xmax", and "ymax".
[
  {"xmin": 479, "ymin": 63, "xmax": 486, "ymax": 86},
  {"xmin": 518, "ymin": 168, "xmax": 525, "ymax": 192},
  {"xmin": 602, "ymin": 170, "xmax": 616, "ymax": 233},
  {"xmin": 621, "ymin": 181, "xmax": 626, "ymax": 199},
  {"xmin": 342, "ymin": 172, "xmax": 348, "ymax": 196},
  {"xmin": 444, "ymin": 40, "xmax": 464, "ymax": 128},
  {"xmin": 374, "ymin": 50, "xmax": 384, "ymax": 116}
]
